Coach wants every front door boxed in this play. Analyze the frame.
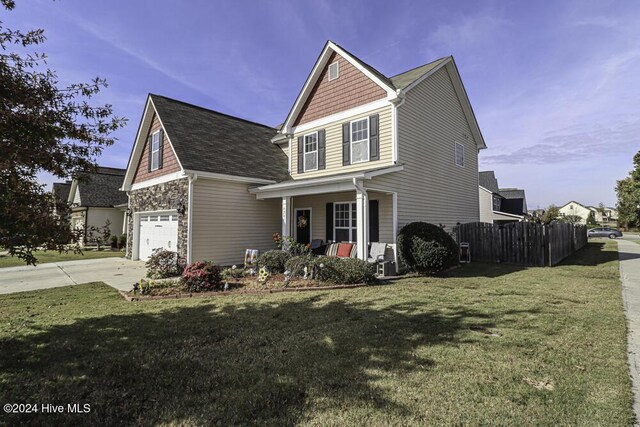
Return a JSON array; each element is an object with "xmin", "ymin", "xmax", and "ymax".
[{"xmin": 295, "ymin": 208, "xmax": 312, "ymax": 245}]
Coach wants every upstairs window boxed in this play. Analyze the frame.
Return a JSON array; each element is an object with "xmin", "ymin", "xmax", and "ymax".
[
  {"xmin": 455, "ymin": 142, "xmax": 464, "ymax": 167},
  {"xmin": 304, "ymin": 132, "xmax": 318, "ymax": 171},
  {"xmin": 350, "ymin": 118, "xmax": 369, "ymax": 163},
  {"xmin": 150, "ymin": 131, "xmax": 161, "ymax": 170},
  {"xmin": 328, "ymin": 61, "xmax": 339, "ymax": 81},
  {"xmin": 492, "ymin": 196, "xmax": 501, "ymax": 211}
]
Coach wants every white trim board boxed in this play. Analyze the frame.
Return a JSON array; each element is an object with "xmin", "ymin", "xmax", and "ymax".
[{"xmin": 291, "ymin": 99, "xmax": 391, "ymax": 134}]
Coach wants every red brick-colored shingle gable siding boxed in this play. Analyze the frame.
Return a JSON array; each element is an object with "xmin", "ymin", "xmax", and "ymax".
[
  {"xmin": 132, "ymin": 114, "xmax": 181, "ymax": 184},
  {"xmin": 293, "ymin": 52, "xmax": 387, "ymax": 126}
]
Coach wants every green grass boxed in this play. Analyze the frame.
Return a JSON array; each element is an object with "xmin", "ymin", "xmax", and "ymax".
[
  {"xmin": 0, "ymin": 242, "xmax": 632, "ymax": 425},
  {"xmin": 0, "ymin": 249, "xmax": 123, "ymax": 268}
]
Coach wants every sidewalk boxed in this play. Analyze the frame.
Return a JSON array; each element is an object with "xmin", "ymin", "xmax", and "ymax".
[{"xmin": 619, "ymin": 238, "xmax": 640, "ymax": 423}]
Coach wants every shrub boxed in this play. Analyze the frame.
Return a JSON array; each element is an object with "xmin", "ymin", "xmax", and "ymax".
[
  {"xmin": 258, "ymin": 249, "xmax": 291, "ymax": 273},
  {"xmin": 181, "ymin": 261, "xmax": 222, "ymax": 292},
  {"xmin": 221, "ymin": 266, "xmax": 245, "ymax": 281},
  {"xmin": 284, "ymin": 255, "xmax": 311, "ymax": 278},
  {"xmin": 118, "ymin": 233, "xmax": 127, "ymax": 249},
  {"xmin": 110, "ymin": 235, "xmax": 118, "ymax": 247},
  {"xmin": 397, "ymin": 222, "xmax": 458, "ymax": 274},
  {"xmin": 146, "ymin": 249, "xmax": 185, "ymax": 279},
  {"xmin": 311, "ymin": 256, "xmax": 376, "ymax": 284}
]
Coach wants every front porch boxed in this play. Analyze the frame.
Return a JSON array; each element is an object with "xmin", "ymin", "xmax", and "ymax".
[{"xmin": 250, "ymin": 168, "xmax": 401, "ymax": 262}]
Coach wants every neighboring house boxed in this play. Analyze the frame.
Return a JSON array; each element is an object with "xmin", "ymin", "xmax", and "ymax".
[
  {"xmin": 499, "ymin": 188, "xmax": 528, "ymax": 216},
  {"xmin": 68, "ymin": 167, "xmax": 128, "ymax": 245},
  {"xmin": 558, "ymin": 201, "xmax": 592, "ymax": 224},
  {"xmin": 121, "ymin": 40, "xmax": 486, "ymax": 264},
  {"xmin": 587, "ymin": 206, "xmax": 618, "ymax": 226},
  {"xmin": 51, "ymin": 181, "xmax": 72, "ymax": 220},
  {"xmin": 478, "ymin": 171, "xmax": 527, "ymax": 224}
]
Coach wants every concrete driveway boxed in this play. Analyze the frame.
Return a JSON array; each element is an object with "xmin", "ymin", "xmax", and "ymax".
[{"xmin": 0, "ymin": 257, "xmax": 146, "ymax": 294}]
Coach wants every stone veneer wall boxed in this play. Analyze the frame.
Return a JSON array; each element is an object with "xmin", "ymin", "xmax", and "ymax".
[{"xmin": 126, "ymin": 178, "xmax": 189, "ymax": 259}]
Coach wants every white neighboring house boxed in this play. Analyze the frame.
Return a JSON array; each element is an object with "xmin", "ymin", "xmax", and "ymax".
[
  {"xmin": 587, "ymin": 206, "xmax": 618, "ymax": 226},
  {"xmin": 66, "ymin": 167, "xmax": 128, "ymax": 245},
  {"xmin": 558, "ymin": 201, "xmax": 592, "ymax": 224}
]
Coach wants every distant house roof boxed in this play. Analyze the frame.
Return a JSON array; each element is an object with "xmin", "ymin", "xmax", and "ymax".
[
  {"xmin": 52, "ymin": 181, "xmax": 71, "ymax": 205},
  {"xmin": 479, "ymin": 171, "xmax": 500, "ymax": 194},
  {"xmin": 499, "ymin": 188, "xmax": 528, "ymax": 215},
  {"xmin": 72, "ymin": 167, "xmax": 127, "ymax": 207},
  {"xmin": 150, "ymin": 94, "xmax": 290, "ymax": 182}
]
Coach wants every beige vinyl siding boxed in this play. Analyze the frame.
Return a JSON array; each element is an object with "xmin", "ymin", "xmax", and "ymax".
[
  {"xmin": 292, "ymin": 191, "xmax": 393, "ymax": 243},
  {"xmin": 367, "ymin": 65, "xmax": 480, "ymax": 230},
  {"xmin": 479, "ymin": 187, "xmax": 496, "ymax": 223},
  {"xmin": 191, "ymin": 179, "xmax": 281, "ymax": 265},
  {"xmin": 290, "ymin": 105, "xmax": 394, "ymax": 179}
]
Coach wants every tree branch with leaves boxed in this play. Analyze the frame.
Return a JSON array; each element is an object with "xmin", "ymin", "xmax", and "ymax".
[{"xmin": 0, "ymin": 1, "xmax": 127, "ymax": 264}]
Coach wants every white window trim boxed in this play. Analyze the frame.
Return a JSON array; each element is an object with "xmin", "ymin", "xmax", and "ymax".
[
  {"xmin": 328, "ymin": 61, "xmax": 339, "ymax": 81},
  {"xmin": 455, "ymin": 141, "xmax": 464, "ymax": 168},
  {"xmin": 350, "ymin": 117, "xmax": 370, "ymax": 164},
  {"xmin": 150, "ymin": 131, "xmax": 161, "ymax": 171},
  {"xmin": 334, "ymin": 201, "xmax": 357, "ymax": 242},
  {"xmin": 303, "ymin": 131, "xmax": 318, "ymax": 172}
]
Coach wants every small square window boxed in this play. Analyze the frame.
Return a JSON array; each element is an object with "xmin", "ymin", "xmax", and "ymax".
[
  {"xmin": 328, "ymin": 61, "xmax": 339, "ymax": 81},
  {"xmin": 455, "ymin": 142, "xmax": 464, "ymax": 167}
]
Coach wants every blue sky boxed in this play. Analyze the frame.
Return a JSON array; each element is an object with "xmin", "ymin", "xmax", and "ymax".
[{"xmin": 5, "ymin": 0, "xmax": 640, "ymax": 209}]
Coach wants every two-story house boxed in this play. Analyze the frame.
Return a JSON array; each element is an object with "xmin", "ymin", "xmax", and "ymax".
[{"xmin": 121, "ymin": 41, "xmax": 486, "ymax": 265}]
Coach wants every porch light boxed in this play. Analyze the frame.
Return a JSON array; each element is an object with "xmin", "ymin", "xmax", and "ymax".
[{"xmin": 125, "ymin": 207, "xmax": 132, "ymax": 216}]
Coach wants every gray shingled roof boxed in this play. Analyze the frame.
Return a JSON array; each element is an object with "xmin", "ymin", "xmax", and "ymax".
[
  {"xmin": 479, "ymin": 171, "xmax": 500, "ymax": 194},
  {"xmin": 390, "ymin": 57, "xmax": 450, "ymax": 90},
  {"xmin": 150, "ymin": 94, "xmax": 290, "ymax": 182},
  {"xmin": 52, "ymin": 182, "xmax": 71, "ymax": 204},
  {"xmin": 76, "ymin": 167, "xmax": 128, "ymax": 207},
  {"xmin": 333, "ymin": 41, "xmax": 449, "ymax": 91}
]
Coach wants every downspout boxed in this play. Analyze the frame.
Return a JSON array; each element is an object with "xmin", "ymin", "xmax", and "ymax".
[
  {"xmin": 187, "ymin": 173, "xmax": 198, "ymax": 263},
  {"xmin": 391, "ymin": 94, "xmax": 405, "ymax": 165}
]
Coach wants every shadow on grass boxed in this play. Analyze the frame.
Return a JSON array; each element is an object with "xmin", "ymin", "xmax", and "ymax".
[{"xmin": 0, "ymin": 295, "xmax": 508, "ymax": 425}]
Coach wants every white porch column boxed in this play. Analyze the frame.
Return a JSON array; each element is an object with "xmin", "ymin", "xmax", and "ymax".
[
  {"xmin": 356, "ymin": 187, "xmax": 369, "ymax": 260},
  {"xmin": 282, "ymin": 196, "xmax": 291, "ymax": 238}
]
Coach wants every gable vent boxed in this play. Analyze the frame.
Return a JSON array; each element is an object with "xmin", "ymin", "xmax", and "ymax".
[{"xmin": 328, "ymin": 61, "xmax": 339, "ymax": 81}]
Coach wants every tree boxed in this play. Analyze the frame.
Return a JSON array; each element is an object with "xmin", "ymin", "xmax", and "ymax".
[
  {"xmin": 562, "ymin": 214, "xmax": 583, "ymax": 225},
  {"xmin": 616, "ymin": 150, "xmax": 640, "ymax": 230},
  {"xmin": 541, "ymin": 205, "xmax": 560, "ymax": 225},
  {"xmin": 86, "ymin": 220, "xmax": 112, "ymax": 251},
  {"xmin": 0, "ymin": 1, "xmax": 126, "ymax": 264},
  {"xmin": 586, "ymin": 211, "xmax": 597, "ymax": 226}
]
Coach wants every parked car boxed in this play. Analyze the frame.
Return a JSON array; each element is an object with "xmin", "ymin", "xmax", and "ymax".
[{"xmin": 587, "ymin": 227, "xmax": 623, "ymax": 239}]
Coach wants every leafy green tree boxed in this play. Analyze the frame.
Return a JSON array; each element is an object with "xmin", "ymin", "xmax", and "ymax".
[
  {"xmin": 541, "ymin": 205, "xmax": 561, "ymax": 225},
  {"xmin": 0, "ymin": 0, "xmax": 126, "ymax": 264},
  {"xmin": 616, "ymin": 151, "xmax": 640, "ymax": 230},
  {"xmin": 586, "ymin": 211, "xmax": 597, "ymax": 226}
]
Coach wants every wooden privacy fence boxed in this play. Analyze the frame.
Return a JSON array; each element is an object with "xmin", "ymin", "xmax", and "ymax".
[{"xmin": 454, "ymin": 222, "xmax": 588, "ymax": 267}]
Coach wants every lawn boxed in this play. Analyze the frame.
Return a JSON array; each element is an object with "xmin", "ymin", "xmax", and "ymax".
[
  {"xmin": 0, "ymin": 249, "xmax": 123, "ymax": 268},
  {"xmin": 0, "ymin": 242, "xmax": 632, "ymax": 425}
]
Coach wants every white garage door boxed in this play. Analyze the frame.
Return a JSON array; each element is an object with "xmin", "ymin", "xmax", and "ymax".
[{"xmin": 138, "ymin": 213, "xmax": 179, "ymax": 261}]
